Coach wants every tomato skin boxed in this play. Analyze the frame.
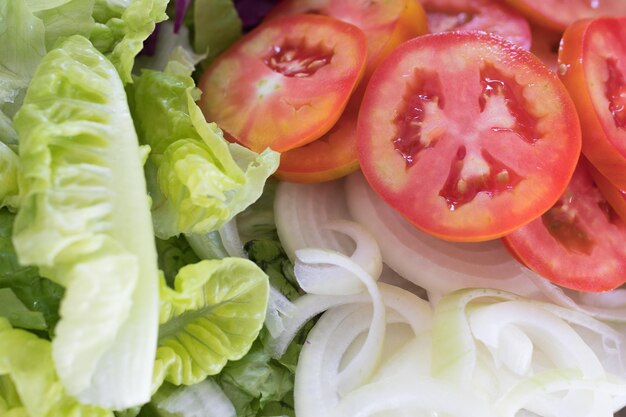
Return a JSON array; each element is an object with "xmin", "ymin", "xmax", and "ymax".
[
  {"xmin": 587, "ymin": 160, "xmax": 626, "ymax": 224},
  {"xmin": 357, "ymin": 32, "xmax": 581, "ymax": 242},
  {"xmin": 503, "ymin": 160, "xmax": 626, "ymax": 292},
  {"xmin": 274, "ymin": 97, "xmax": 359, "ymax": 182},
  {"xmin": 198, "ymin": 14, "xmax": 368, "ymax": 153},
  {"xmin": 421, "ymin": 0, "xmax": 532, "ymax": 50},
  {"xmin": 265, "ymin": 0, "xmax": 428, "ymax": 182},
  {"xmin": 558, "ymin": 17, "xmax": 626, "ymax": 190},
  {"xmin": 529, "ymin": 25, "xmax": 561, "ymax": 72},
  {"xmin": 504, "ymin": 0, "xmax": 626, "ymax": 32}
]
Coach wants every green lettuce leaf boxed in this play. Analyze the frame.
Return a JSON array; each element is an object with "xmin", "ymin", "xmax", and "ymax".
[
  {"xmin": 0, "ymin": 0, "xmax": 46, "ymax": 112},
  {"xmin": 25, "ymin": 0, "xmax": 96, "ymax": 50},
  {"xmin": 0, "ymin": 318, "xmax": 114, "ymax": 417},
  {"xmin": 0, "ymin": 288, "xmax": 46, "ymax": 330},
  {"xmin": 0, "ymin": 209, "xmax": 63, "ymax": 335},
  {"xmin": 155, "ymin": 235, "xmax": 200, "ymax": 288},
  {"xmin": 131, "ymin": 64, "xmax": 279, "ymax": 240},
  {"xmin": 154, "ymin": 258, "xmax": 269, "ymax": 388},
  {"xmin": 13, "ymin": 35, "xmax": 160, "ymax": 408},
  {"xmin": 0, "ymin": 142, "xmax": 19, "ymax": 210},
  {"xmin": 193, "ymin": 0, "xmax": 242, "ymax": 66},
  {"xmin": 90, "ymin": 0, "xmax": 168, "ymax": 83}
]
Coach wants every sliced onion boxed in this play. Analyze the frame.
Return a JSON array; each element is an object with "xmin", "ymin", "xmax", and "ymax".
[
  {"xmin": 294, "ymin": 220, "xmax": 382, "ymax": 295},
  {"xmin": 332, "ymin": 376, "xmax": 496, "ymax": 417},
  {"xmin": 345, "ymin": 172, "xmax": 541, "ymax": 298},
  {"xmin": 275, "ymin": 179, "xmax": 353, "ymax": 261},
  {"xmin": 265, "ymin": 286, "xmax": 296, "ymax": 338},
  {"xmin": 218, "ymin": 218, "xmax": 246, "ymax": 258}
]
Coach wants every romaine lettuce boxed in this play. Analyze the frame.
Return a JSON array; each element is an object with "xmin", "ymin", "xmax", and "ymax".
[
  {"xmin": 13, "ymin": 35, "xmax": 160, "ymax": 409},
  {"xmin": 131, "ymin": 58, "xmax": 279, "ymax": 240},
  {"xmin": 154, "ymin": 258, "xmax": 269, "ymax": 388},
  {"xmin": 0, "ymin": 318, "xmax": 113, "ymax": 417},
  {"xmin": 91, "ymin": 0, "xmax": 168, "ymax": 83}
]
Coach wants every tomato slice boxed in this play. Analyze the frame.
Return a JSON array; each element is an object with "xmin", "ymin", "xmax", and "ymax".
[
  {"xmin": 266, "ymin": 0, "xmax": 428, "ymax": 183},
  {"xmin": 198, "ymin": 14, "xmax": 367, "ymax": 153},
  {"xmin": 265, "ymin": 0, "xmax": 427, "ymax": 78},
  {"xmin": 274, "ymin": 96, "xmax": 359, "ymax": 182},
  {"xmin": 357, "ymin": 32, "xmax": 581, "ymax": 242},
  {"xmin": 504, "ymin": 0, "xmax": 626, "ymax": 32},
  {"xmin": 587, "ymin": 159, "xmax": 626, "ymax": 223},
  {"xmin": 502, "ymin": 160, "xmax": 626, "ymax": 292},
  {"xmin": 421, "ymin": 0, "xmax": 531, "ymax": 49},
  {"xmin": 559, "ymin": 17, "xmax": 626, "ymax": 190}
]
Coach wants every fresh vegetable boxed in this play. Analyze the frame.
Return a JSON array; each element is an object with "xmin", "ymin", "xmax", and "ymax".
[
  {"xmin": 422, "ymin": 0, "xmax": 532, "ymax": 49},
  {"xmin": 131, "ymin": 51, "xmax": 279, "ymax": 239},
  {"xmin": 193, "ymin": 0, "xmax": 242, "ymax": 64},
  {"xmin": 13, "ymin": 35, "xmax": 160, "ymax": 409},
  {"xmin": 199, "ymin": 14, "xmax": 368, "ymax": 153},
  {"xmin": 503, "ymin": 0, "xmax": 626, "ymax": 31},
  {"xmin": 358, "ymin": 31, "xmax": 581, "ymax": 242},
  {"xmin": 558, "ymin": 16, "xmax": 626, "ymax": 190},
  {"xmin": 270, "ymin": 0, "xmax": 428, "ymax": 182},
  {"xmin": 503, "ymin": 160, "xmax": 626, "ymax": 292}
]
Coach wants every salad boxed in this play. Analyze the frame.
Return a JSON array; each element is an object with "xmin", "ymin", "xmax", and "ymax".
[{"xmin": 1, "ymin": 1, "xmax": 626, "ymax": 417}]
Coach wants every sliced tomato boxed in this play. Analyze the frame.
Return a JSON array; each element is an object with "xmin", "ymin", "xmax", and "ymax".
[
  {"xmin": 422, "ymin": 0, "xmax": 531, "ymax": 49},
  {"xmin": 274, "ymin": 96, "xmax": 359, "ymax": 182},
  {"xmin": 198, "ymin": 14, "xmax": 367, "ymax": 153},
  {"xmin": 559, "ymin": 17, "xmax": 626, "ymax": 190},
  {"xmin": 266, "ymin": 0, "xmax": 428, "ymax": 182},
  {"xmin": 357, "ymin": 32, "xmax": 581, "ymax": 242},
  {"xmin": 502, "ymin": 160, "xmax": 626, "ymax": 292},
  {"xmin": 529, "ymin": 25, "xmax": 561, "ymax": 72},
  {"xmin": 265, "ymin": 0, "xmax": 428, "ymax": 78},
  {"xmin": 504, "ymin": 0, "xmax": 626, "ymax": 32},
  {"xmin": 587, "ymin": 159, "xmax": 626, "ymax": 223}
]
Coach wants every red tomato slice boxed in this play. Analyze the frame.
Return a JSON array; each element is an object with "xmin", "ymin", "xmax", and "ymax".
[
  {"xmin": 558, "ymin": 17, "xmax": 626, "ymax": 190},
  {"xmin": 198, "ymin": 14, "xmax": 367, "ymax": 153},
  {"xmin": 265, "ymin": 0, "xmax": 428, "ymax": 78},
  {"xmin": 422, "ymin": 0, "xmax": 531, "ymax": 49},
  {"xmin": 274, "ymin": 97, "xmax": 359, "ymax": 182},
  {"xmin": 503, "ymin": 160, "xmax": 626, "ymax": 292},
  {"xmin": 358, "ymin": 32, "xmax": 581, "ymax": 242},
  {"xmin": 266, "ymin": 0, "xmax": 428, "ymax": 182},
  {"xmin": 587, "ymin": 159, "xmax": 626, "ymax": 223},
  {"xmin": 504, "ymin": 0, "xmax": 626, "ymax": 32}
]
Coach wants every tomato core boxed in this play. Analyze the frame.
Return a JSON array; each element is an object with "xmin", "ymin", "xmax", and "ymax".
[
  {"xmin": 392, "ymin": 69, "xmax": 444, "ymax": 167},
  {"xmin": 264, "ymin": 40, "xmax": 334, "ymax": 78},
  {"xmin": 605, "ymin": 57, "xmax": 626, "ymax": 129},
  {"xmin": 440, "ymin": 147, "xmax": 523, "ymax": 211},
  {"xmin": 479, "ymin": 65, "xmax": 539, "ymax": 144},
  {"xmin": 541, "ymin": 196, "xmax": 595, "ymax": 256}
]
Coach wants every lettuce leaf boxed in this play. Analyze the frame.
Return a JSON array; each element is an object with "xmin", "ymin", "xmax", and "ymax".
[
  {"xmin": 131, "ymin": 62, "xmax": 279, "ymax": 240},
  {"xmin": 154, "ymin": 258, "xmax": 269, "ymax": 388},
  {"xmin": 91, "ymin": 0, "xmax": 168, "ymax": 83},
  {"xmin": 0, "ymin": 318, "xmax": 113, "ymax": 417},
  {"xmin": 0, "ymin": 0, "xmax": 46, "ymax": 112},
  {"xmin": 0, "ymin": 209, "xmax": 63, "ymax": 335},
  {"xmin": 0, "ymin": 288, "xmax": 46, "ymax": 331},
  {"xmin": 13, "ymin": 35, "xmax": 160, "ymax": 408},
  {"xmin": 0, "ymin": 142, "xmax": 19, "ymax": 210},
  {"xmin": 192, "ymin": 0, "xmax": 241, "ymax": 65},
  {"xmin": 155, "ymin": 235, "xmax": 200, "ymax": 288},
  {"xmin": 26, "ymin": 0, "xmax": 96, "ymax": 50}
]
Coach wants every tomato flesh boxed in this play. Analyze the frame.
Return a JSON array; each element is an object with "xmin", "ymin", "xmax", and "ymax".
[
  {"xmin": 587, "ymin": 160, "xmax": 626, "ymax": 224},
  {"xmin": 504, "ymin": 0, "xmax": 626, "ymax": 32},
  {"xmin": 503, "ymin": 160, "xmax": 626, "ymax": 292},
  {"xmin": 559, "ymin": 17, "xmax": 626, "ymax": 189},
  {"xmin": 422, "ymin": 0, "xmax": 531, "ymax": 49},
  {"xmin": 358, "ymin": 32, "xmax": 581, "ymax": 242},
  {"xmin": 198, "ymin": 14, "xmax": 367, "ymax": 153}
]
